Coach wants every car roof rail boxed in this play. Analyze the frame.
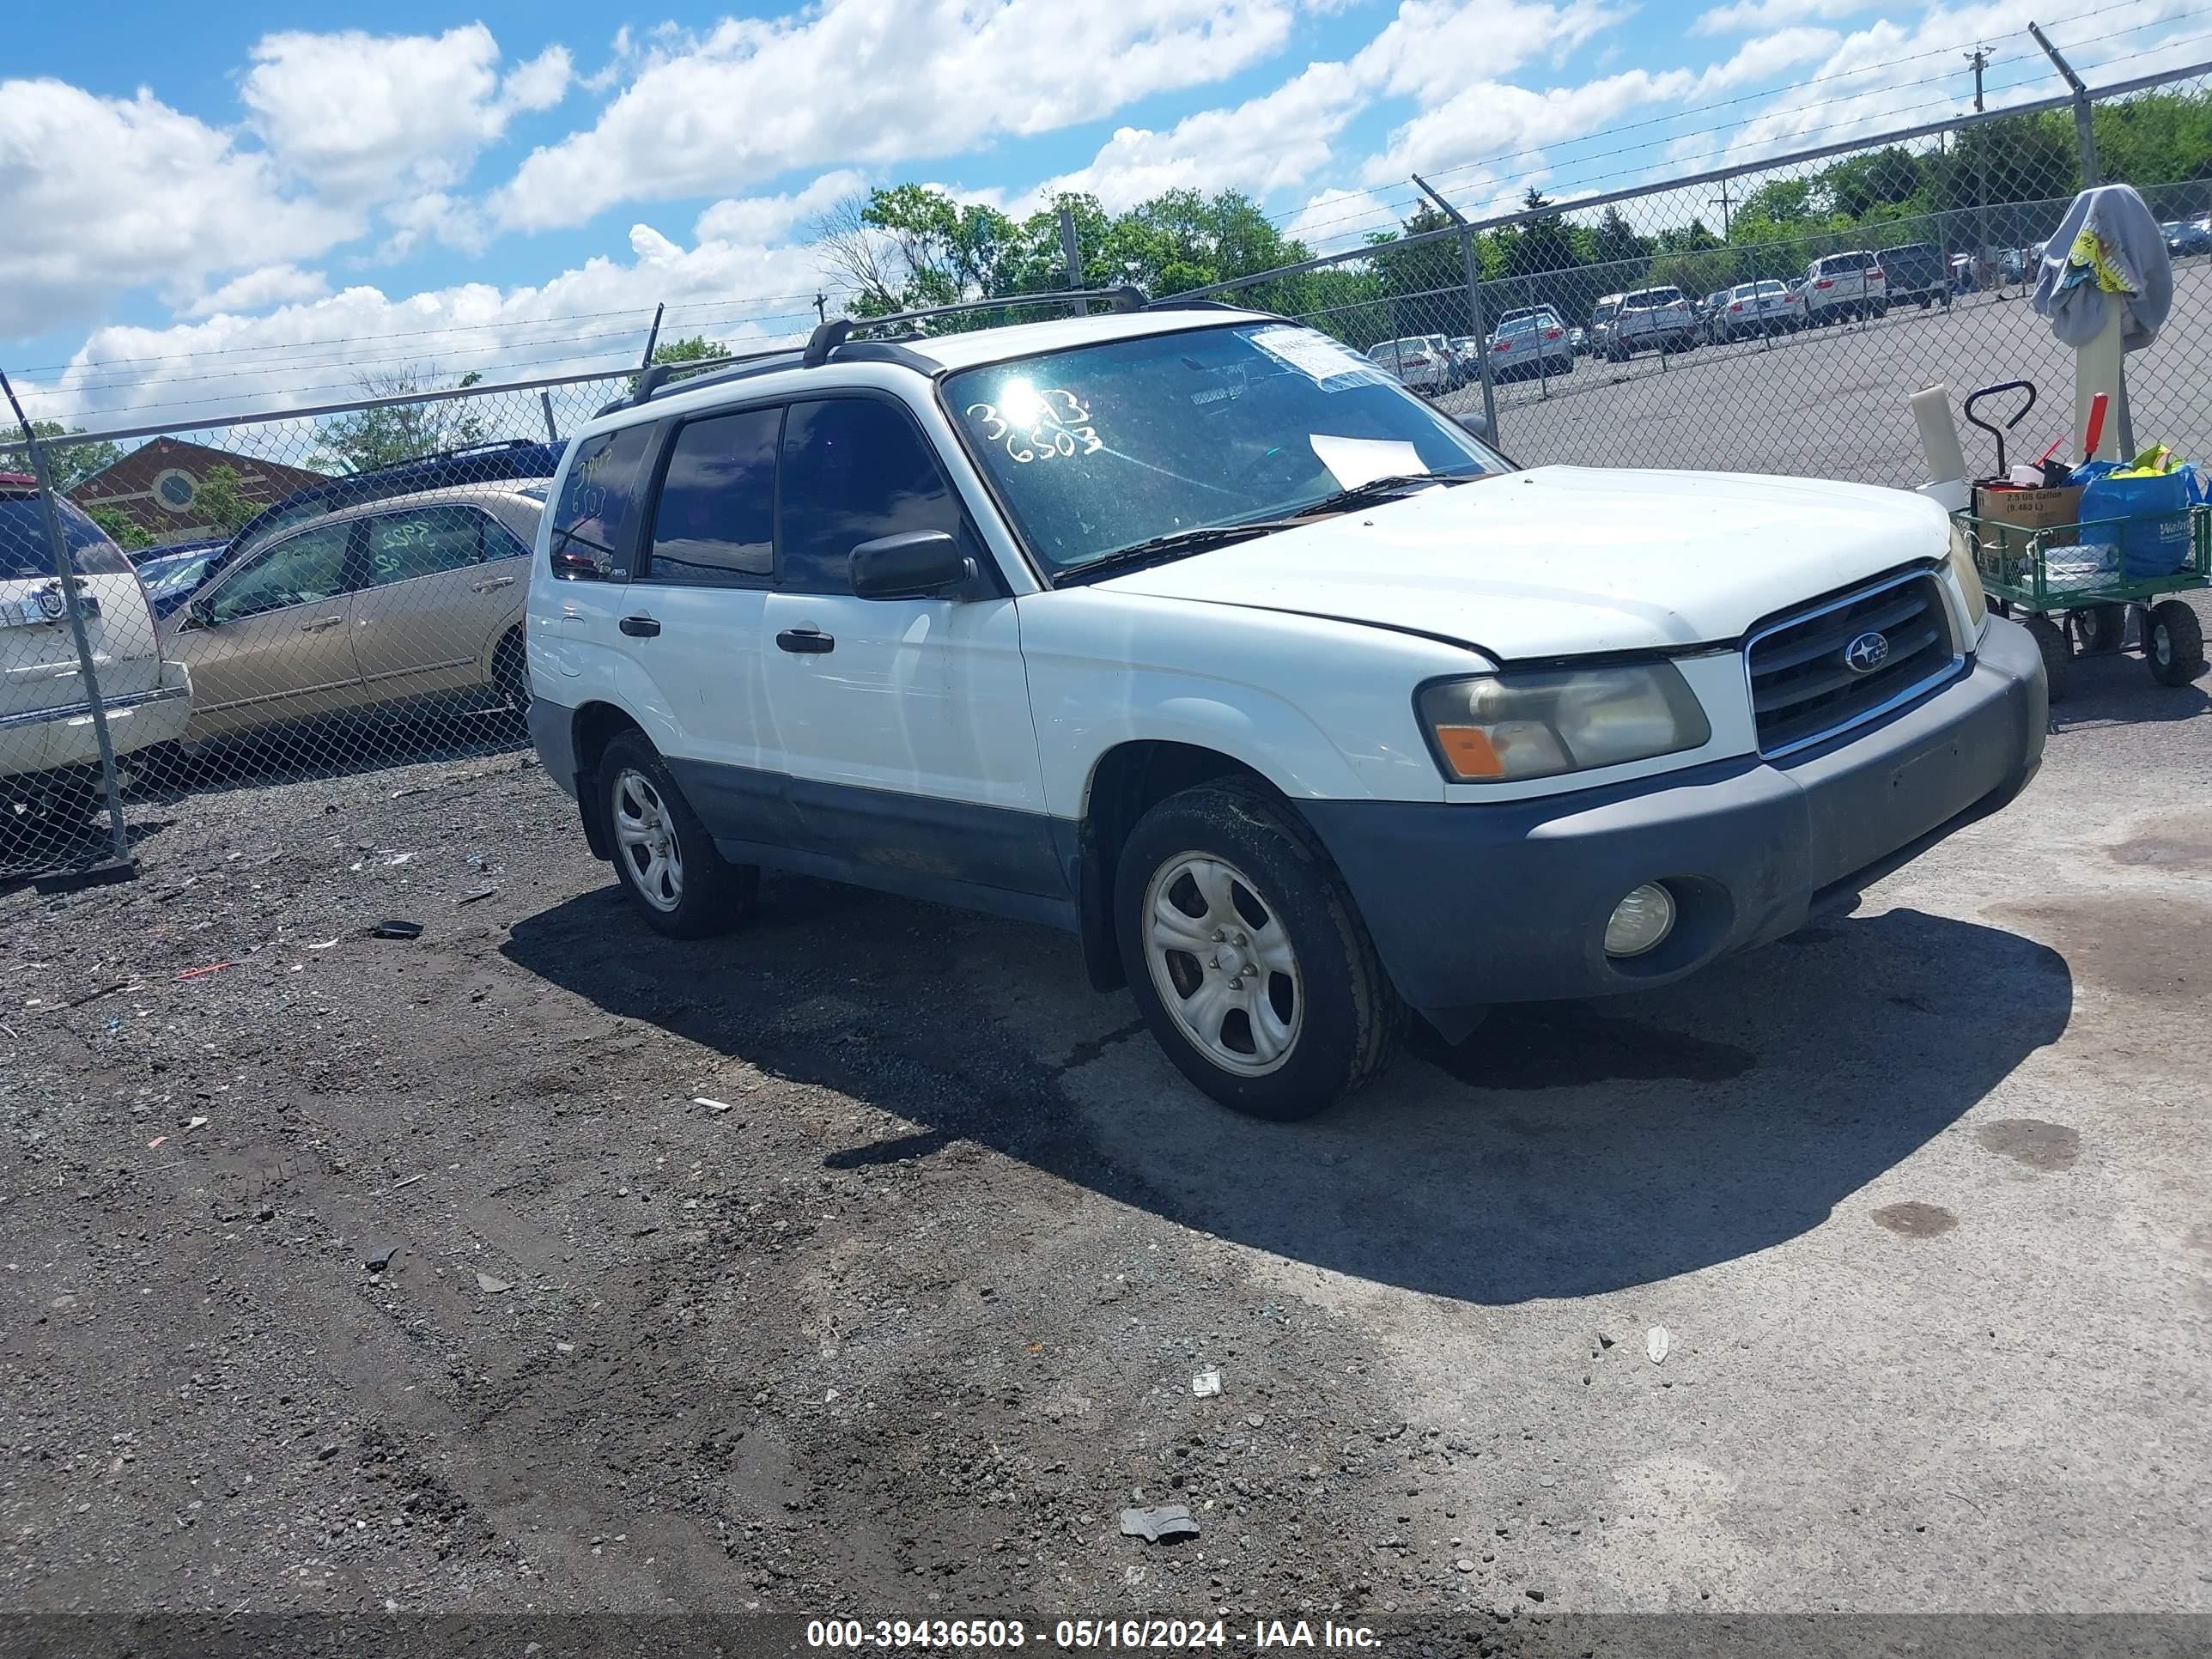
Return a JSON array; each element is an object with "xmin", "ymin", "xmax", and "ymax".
[
  {"xmin": 800, "ymin": 285, "xmax": 1150, "ymax": 368},
  {"xmin": 1142, "ymin": 296, "xmax": 1267, "ymax": 316}
]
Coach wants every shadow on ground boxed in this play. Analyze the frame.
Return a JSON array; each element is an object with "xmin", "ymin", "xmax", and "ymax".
[{"xmin": 505, "ymin": 880, "xmax": 2071, "ymax": 1306}]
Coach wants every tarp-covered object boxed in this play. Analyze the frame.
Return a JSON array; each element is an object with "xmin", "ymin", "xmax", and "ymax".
[{"xmin": 2032, "ymin": 183, "xmax": 2174, "ymax": 351}]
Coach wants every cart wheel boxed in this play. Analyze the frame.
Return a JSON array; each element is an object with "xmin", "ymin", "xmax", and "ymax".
[
  {"xmin": 2147, "ymin": 599, "xmax": 2206, "ymax": 687},
  {"xmin": 2026, "ymin": 615, "xmax": 2074, "ymax": 702},
  {"xmin": 2076, "ymin": 603, "xmax": 2128, "ymax": 656}
]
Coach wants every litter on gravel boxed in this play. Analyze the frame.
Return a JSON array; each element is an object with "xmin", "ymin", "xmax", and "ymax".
[
  {"xmin": 1191, "ymin": 1368, "xmax": 1222, "ymax": 1397},
  {"xmin": 456, "ymin": 886, "xmax": 497, "ymax": 905},
  {"xmin": 175, "ymin": 963, "xmax": 233, "ymax": 980},
  {"xmin": 692, "ymin": 1097, "xmax": 735, "ymax": 1113},
  {"xmin": 390, "ymin": 1174, "xmax": 425, "ymax": 1191},
  {"xmin": 364, "ymin": 1246, "xmax": 399, "ymax": 1273},
  {"xmin": 475, "ymin": 1273, "xmax": 512, "ymax": 1294},
  {"xmin": 1120, "ymin": 1504, "xmax": 1200, "ymax": 1543},
  {"xmin": 371, "ymin": 920, "xmax": 423, "ymax": 940},
  {"xmin": 1647, "ymin": 1326, "xmax": 1671, "ymax": 1364}
]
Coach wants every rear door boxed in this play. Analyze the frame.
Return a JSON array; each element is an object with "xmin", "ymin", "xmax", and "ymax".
[
  {"xmin": 167, "ymin": 520, "xmax": 362, "ymax": 738},
  {"xmin": 758, "ymin": 394, "xmax": 1055, "ymax": 896},
  {"xmin": 620, "ymin": 403, "xmax": 799, "ymax": 850},
  {"xmin": 350, "ymin": 501, "xmax": 530, "ymax": 707}
]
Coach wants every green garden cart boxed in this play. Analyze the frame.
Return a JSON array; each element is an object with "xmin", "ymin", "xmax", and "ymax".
[{"xmin": 1952, "ymin": 501, "xmax": 2210, "ymax": 702}]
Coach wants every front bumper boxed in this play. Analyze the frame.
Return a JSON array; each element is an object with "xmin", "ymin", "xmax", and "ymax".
[
  {"xmin": 1304, "ymin": 615, "xmax": 2046, "ymax": 1031},
  {"xmin": 0, "ymin": 662, "xmax": 192, "ymax": 777}
]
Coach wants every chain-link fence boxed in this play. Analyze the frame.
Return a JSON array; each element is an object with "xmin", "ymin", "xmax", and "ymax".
[
  {"xmin": 0, "ymin": 369, "xmax": 647, "ymax": 884},
  {"xmin": 1180, "ymin": 59, "xmax": 2212, "ymax": 489},
  {"xmin": 3, "ymin": 58, "xmax": 2209, "ymax": 884}
]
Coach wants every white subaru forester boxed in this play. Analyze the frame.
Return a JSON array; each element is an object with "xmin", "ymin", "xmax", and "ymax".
[{"xmin": 526, "ymin": 302, "xmax": 2045, "ymax": 1119}]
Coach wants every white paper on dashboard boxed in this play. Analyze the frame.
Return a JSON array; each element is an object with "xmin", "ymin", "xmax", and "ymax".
[
  {"xmin": 1249, "ymin": 325, "xmax": 1384, "ymax": 388},
  {"xmin": 1309, "ymin": 434, "xmax": 1424, "ymax": 490}
]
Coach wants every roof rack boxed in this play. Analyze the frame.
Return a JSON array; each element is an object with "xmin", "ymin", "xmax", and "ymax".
[
  {"xmin": 1142, "ymin": 296, "xmax": 1264, "ymax": 315},
  {"xmin": 801, "ymin": 285, "xmax": 1149, "ymax": 368},
  {"xmin": 606, "ymin": 343, "xmax": 810, "ymax": 414}
]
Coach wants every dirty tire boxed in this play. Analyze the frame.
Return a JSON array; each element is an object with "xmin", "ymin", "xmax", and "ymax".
[
  {"xmin": 493, "ymin": 628, "xmax": 532, "ymax": 717},
  {"xmin": 2075, "ymin": 603, "xmax": 2128, "ymax": 656},
  {"xmin": 599, "ymin": 730, "xmax": 758, "ymax": 939},
  {"xmin": 2147, "ymin": 599, "xmax": 2206, "ymax": 687},
  {"xmin": 1115, "ymin": 780, "xmax": 1404, "ymax": 1121},
  {"xmin": 2026, "ymin": 615, "xmax": 2074, "ymax": 702}
]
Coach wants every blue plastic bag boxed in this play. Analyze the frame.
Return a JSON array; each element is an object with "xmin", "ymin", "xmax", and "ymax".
[{"xmin": 2069, "ymin": 458, "xmax": 2199, "ymax": 580}]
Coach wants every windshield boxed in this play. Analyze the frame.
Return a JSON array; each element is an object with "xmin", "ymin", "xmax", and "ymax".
[
  {"xmin": 0, "ymin": 497, "xmax": 133, "ymax": 580},
  {"xmin": 945, "ymin": 323, "xmax": 1505, "ymax": 574}
]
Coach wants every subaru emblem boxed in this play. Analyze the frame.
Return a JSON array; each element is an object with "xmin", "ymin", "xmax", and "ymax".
[{"xmin": 1844, "ymin": 629, "xmax": 1891, "ymax": 673}]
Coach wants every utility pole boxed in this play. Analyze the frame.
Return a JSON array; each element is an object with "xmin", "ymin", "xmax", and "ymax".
[
  {"xmin": 1059, "ymin": 204, "xmax": 1088, "ymax": 316},
  {"xmin": 1967, "ymin": 46, "xmax": 1992, "ymax": 290},
  {"xmin": 1409, "ymin": 173, "xmax": 1501, "ymax": 439},
  {"xmin": 2029, "ymin": 21, "xmax": 2101, "ymax": 188},
  {"xmin": 1711, "ymin": 179, "xmax": 1732, "ymax": 242}
]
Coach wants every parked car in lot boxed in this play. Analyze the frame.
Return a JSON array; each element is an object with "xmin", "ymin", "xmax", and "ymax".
[
  {"xmin": 1705, "ymin": 280, "xmax": 1794, "ymax": 342},
  {"xmin": 1594, "ymin": 287, "xmax": 1698, "ymax": 360},
  {"xmin": 1365, "ymin": 336, "xmax": 1453, "ymax": 395},
  {"xmin": 1486, "ymin": 313, "xmax": 1573, "ymax": 379},
  {"xmin": 164, "ymin": 482, "xmax": 544, "ymax": 747},
  {"xmin": 1878, "ymin": 242, "xmax": 1948, "ymax": 308},
  {"xmin": 2163, "ymin": 219, "xmax": 2212, "ymax": 256},
  {"xmin": 1569, "ymin": 325, "xmax": 1589, "ymax": 356},
  {"xmin": 526, "ymin": 303, "xmax": 2045, "ymax": 1118},
  {"xmin": 136, "ymin": 542, "xmax": 226, "ymax": 620},
  {"xmin": 0, "ymin": 475, "xmax": 191, "ymax": 827},
  {"xmin": 1802, "ymin": 250, "xmax": 1888, "ymax": 322}
]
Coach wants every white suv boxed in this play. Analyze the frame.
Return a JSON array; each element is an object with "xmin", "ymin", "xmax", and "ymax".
[
  {"xmin": 1802, "ymin": 250, "xmax": 1889, "ymax": 322},
  {"xmin": 526, "ymin": 302, "xmax": 2045, "ymax": 1118},
  {"xmin": 0, "ymin": 475, "xmax": 191, "ymax": 826}
]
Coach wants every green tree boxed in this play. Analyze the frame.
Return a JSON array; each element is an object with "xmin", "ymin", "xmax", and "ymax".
[
  {"xmin": 314, "ymin": 369, "xmax": 490, "ymax": 474},
  {"xmin": 1366, "ymin": 206, "xmax": 1472, "ymax": 337},
  {"xmin": 87, "ymin": 505, "xmax": 150, "ymax": 551},
  {"xmin": 190, "ymin": 465, "xmax": 257, "ymax": 536},
  {"xmin": 650, "ymin": 335, "xmax": 727, "ymax": 367}
]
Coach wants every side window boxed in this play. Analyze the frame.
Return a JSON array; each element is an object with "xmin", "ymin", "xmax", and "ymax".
[
  {"xmin": 363, "ymin": 505, "xmax": 484, "ymax": 587},
  {"xmin": 209, "ymin": 522, "xmax": 352, "ymax": 624},
  {"xmin": 550, "ymin": 423, "xmax": 656, "ymax": 580},
  {"xmin": 642, "ymin": 406, "xmax": 781, "ymax": 586},
  {"xmin": 776, "ymin": 398, "xmax": 963, "ymax": 595}
]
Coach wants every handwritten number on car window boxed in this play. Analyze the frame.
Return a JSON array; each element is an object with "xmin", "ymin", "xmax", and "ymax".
[{"xmin": 966, "ymin": 389, "xmax": 1103, "ymax": 465}]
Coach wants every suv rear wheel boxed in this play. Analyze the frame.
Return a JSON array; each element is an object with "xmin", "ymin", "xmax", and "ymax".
[
  {"xmin": 599, "ymin": 730, "xmax": 758, "ymax": 938},
  {"xmin": 1115, "ymin": 781, "xmax": 1403, "ymax": 1120}
]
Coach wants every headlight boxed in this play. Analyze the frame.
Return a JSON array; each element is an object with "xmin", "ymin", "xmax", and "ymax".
[
  {"xmin": 1948, "ymin": 522, "xmax": 1988, "ymax": 634},
  {"xmin": 1419, "ymin": 663, "xmax": 1712, "ymax": 783}
]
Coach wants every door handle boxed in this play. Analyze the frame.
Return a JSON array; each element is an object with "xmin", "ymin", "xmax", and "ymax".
[
  {"xmin": 301, "ymin": 614, "xmax": 344, "ymax": 632},
  {"xmin": 619, "ymin": 616, "xmax": 661, "ymax": 638},
  {"xmin": 471, "ymin": 575, "xmax": 518, "ymax": 592},
  {"xmin": 776, "ymin": 628, "xmax": 834, "ymax": 654}
]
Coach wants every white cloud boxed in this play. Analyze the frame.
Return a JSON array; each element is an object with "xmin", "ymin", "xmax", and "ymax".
[
  {"xmin": 490, "ymin": 0, "xmax": 1297, "ymax": 232},
  {"xmin": 695, "ymin": 170, "xmax": 868, "ymax": 246},
  {"xmin": 17, "ymin": 207, "xmax": 846, "ymax": 430},
  {"xmin": 183, "ymin": 264, "xmax": 332, "ymax": 319},
  {"xmin": 0, "ymin": 78, "xmax": 357, "ymax": 338},
  {"xmin": 1693, "ymin": 0, "xmax": 1873, "ymax": 36},
  {"xmin": 242, "ymin": 26, "xmax": 572, "ymax": 203}
]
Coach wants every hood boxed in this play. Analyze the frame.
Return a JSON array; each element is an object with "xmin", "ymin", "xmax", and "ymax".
[{"xmin": 1092, "ymin": 465, "xmax": 1951, "ymax": 660}]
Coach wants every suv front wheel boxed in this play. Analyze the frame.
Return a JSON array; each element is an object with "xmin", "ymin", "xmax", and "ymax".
[
  {"xmin": 1115, "ymin": 781, "xmax": 1404, "ymax": 1119},
  {"xmin": 599, "ymin": 730, "xmax": 759, "ymax": 938}
]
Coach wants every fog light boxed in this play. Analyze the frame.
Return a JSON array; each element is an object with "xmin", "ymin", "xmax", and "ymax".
[{"xmin": 1604, "ymin": 883, "xmax": 1676, "ymax": 957}]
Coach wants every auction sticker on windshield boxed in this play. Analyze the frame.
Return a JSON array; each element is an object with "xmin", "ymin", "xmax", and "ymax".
[{"xmin": 1248, "ymin": 325, "xmax": 1389, "ymax": 391}]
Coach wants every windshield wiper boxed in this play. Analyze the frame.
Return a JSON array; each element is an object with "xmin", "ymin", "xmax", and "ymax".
[
  {"xmin": 1289, "ymin": 470, "xmax": 1483, "ymax": 518},
  {"xmin": 1057, "ymin": 518, "xmax": 1314, "ymax": 585}
]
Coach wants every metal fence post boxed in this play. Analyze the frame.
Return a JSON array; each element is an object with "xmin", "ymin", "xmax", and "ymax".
[
  {"xmin": 0, "ymin": 371, "xmax": 131, "ymax": 869},
  {"xmin": 1459, "ymin": 229, "xmax": 1500, "ymax": 444},
  {"xmin": 2032, "ymin": 23, "xmax": 2102, "ymax": 188}
]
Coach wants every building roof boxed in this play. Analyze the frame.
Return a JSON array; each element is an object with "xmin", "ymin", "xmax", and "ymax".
[{"xmin": 66, "ymin": 437, "xmax": 329, "ymax": 546}]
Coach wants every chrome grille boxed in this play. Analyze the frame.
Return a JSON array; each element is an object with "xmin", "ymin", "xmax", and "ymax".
[{"xmin": 1747, "ymin": 572, "xmax": 1962, "ymax": 757}]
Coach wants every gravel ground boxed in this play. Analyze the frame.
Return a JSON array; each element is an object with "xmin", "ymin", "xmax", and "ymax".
[
  {"xmin": 2, "ymin": 622, "xmax": 2209, "ymax": 1646},
  {"xmin": 1449, "ymin": 257, "xmax": 2212, "ymax": 485}
]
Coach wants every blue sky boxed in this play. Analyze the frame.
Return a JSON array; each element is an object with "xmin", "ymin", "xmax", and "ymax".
[{"xmin": 4, "ymin": 0, "xmax": 2203, "ymax": 425}]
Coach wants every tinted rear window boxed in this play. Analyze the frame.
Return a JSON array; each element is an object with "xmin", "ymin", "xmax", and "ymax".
[
  {"xmin": 0, "ymin": 496, "xmax": 132, "ymax": 580},
  {"xmin": 550, "ymin": 424, "xmax": 657, "ymax": 580}
]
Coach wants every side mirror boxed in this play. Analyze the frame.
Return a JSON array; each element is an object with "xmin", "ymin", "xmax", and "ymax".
[
  {"xmin": 184, "ymin": 596, "xmax": 216, "ymax": 630},
  {"xmin": 1453, "ymin": 410, "xmax": 1491, "ymax": 442},
  {"xmin": 850, "ymin": 531, "xmax": 975, "ymax": 600}
]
